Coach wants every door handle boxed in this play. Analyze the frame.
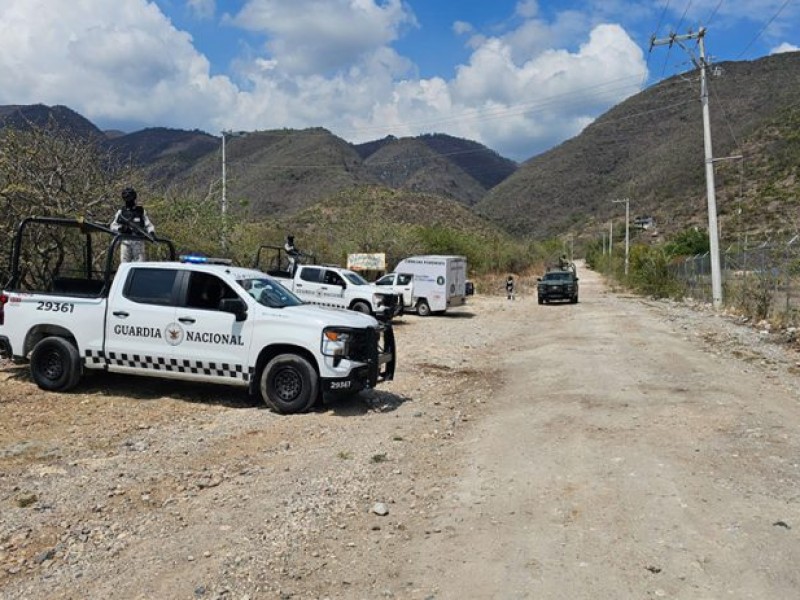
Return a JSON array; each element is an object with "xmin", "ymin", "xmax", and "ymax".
[
  {"xmin": 178, "ymin": 317, "xmax": 196, "ymax": 324},
  {"xmin": 112, "ymin": 311, "xmax": 129, "ymax": 318}
]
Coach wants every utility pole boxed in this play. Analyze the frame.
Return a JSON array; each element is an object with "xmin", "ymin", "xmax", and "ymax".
[
  {"xmin": 609, "ymin": 220, "xmax": 613, "ymax": 255},
  {"xmin": 651, "ymin": 27, "xmax": 722, "ymax": 308},
  {"xmin": 220, "ymin": 130, "xmax": 248, "ymax": 252},
  {"xmin": 612, "ymin": 198, "xmax": 630, "ymax": 276}
]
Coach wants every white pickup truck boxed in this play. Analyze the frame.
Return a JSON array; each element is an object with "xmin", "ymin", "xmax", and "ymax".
[
  {"xmin": 0, "ymin": 218, "xmax": 395, "ymax": 414},
  {"xmin": 255, "ymin": 245, "xmax": 401, "ymax": 320}
]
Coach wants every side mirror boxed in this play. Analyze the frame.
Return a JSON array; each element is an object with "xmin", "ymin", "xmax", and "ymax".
[
  {"xmin": 536, "ymin": 277, "xmax": 542, "ymax": 282},
  {"xmin": 219, "ymin": 297, "xmax": 248, "ymax": 321}
]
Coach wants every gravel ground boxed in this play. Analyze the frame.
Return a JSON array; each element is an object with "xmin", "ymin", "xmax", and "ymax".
[{"xmin": 2, "ymin": 274, "xmax": 800, "ymax": 599}]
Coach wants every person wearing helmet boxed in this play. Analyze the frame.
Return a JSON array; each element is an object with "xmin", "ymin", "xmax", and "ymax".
[
  {"xmin": 110, "ymin": 187, "xmax": 155, "ymax": 262},
  {"xmin": 284, "ymin": 234, "xmax": 301, "ymax": 276}
]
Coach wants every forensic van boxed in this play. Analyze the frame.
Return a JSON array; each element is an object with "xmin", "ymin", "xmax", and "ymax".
[
  {"xmin": 0, "ymin": 217, "xmax": 395, "ymax": 414},
  {"xmin": 375, "ymin": 255, "xmax": 468, "ymax": 316}
]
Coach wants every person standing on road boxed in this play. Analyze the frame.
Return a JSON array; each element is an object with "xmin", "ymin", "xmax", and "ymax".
[
  {"xmin": 110, "ymin": 187, "xmax": 156, "ymax": 262},
  {"xmin": 506, "ymin": 275, "xmax": 515, "ymax": 300}
]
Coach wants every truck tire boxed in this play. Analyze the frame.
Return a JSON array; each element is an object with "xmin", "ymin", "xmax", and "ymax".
[
  {"xmin": 571, "ymin": 295, "xmax": 579, "ymax": 304},
  {"xmin": 30, "ymin": 337, "xmax": 82, "ymax": 392},
  {"xmin": 258, "ymin": 354, "xmax": 318, "ymax": 414},
  {"xmin": 351, "ymin": 301, "xmax": 372, "ymax": 315},
  {"xmin": 416, "ymin": 299, "xmax": 431, "ymax": 317},
  {"xmin": 538, "ymin": 297, "xmax": 544, "ymax": 305}
]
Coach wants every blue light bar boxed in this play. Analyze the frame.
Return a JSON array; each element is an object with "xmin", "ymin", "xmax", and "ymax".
[{"xmin": 180, "ymin": 255, "xmax": 232, "ymax": 265}]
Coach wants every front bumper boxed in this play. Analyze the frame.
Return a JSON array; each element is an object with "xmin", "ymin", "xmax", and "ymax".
[
  {"xmin": 321, "ymin": 324, "xmax": 396, "ymax": 395},
  {"xmin": 538, "ymin": 285, "xmax": 576, "ymax": 300}
]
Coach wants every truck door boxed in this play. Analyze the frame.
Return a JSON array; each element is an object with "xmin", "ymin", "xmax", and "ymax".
[
  {"xmin": 320, "ymin": 269, "xmax": 347, "ymax": 309},
  {"xmin": 375, "ymin": 273, "xmax": 413, "ymax": 307},
  {"xmin": 170, "ymin": 271, "xmax": 254, "ymax": 385},
  {"xmin": 103, "ymin": 266, "xmax": 179, "ymax": 374},
  {"xmin": 395, "ymin": 273, "xmax": 414, "ymax": 307},
  {"xmin": 293, "ymin": 266, "xmax": 324, "ymax": 305}
]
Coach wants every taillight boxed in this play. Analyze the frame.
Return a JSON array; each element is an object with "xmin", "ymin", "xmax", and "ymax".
[{"xmin": 0, "ymin": 293, "xmax": 7, "ymax": 325}]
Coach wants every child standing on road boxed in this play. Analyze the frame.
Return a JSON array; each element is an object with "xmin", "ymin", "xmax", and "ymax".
[{"xmin": 506, "ymin": 275, "xmax": 515, "ymax": 300}]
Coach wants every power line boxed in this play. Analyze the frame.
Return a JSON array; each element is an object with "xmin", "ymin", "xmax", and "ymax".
[{"xmin": 736, "ymin": 0, "xmax": 792, "ymax": 59}]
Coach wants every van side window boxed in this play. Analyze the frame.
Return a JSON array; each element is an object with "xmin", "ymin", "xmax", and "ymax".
[
  {"xmin": 375, "ymin": 275, "xmax": 392, "ymax": 286},
  {"xmin": 124, "ymin": 268, "xmax": 178, "ymax": 305},
  {"xmin": 397, "ymin": 274, "xmax": 412, "ymax": 285}
]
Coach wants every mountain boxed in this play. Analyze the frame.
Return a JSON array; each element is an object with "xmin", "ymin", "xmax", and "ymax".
[
  {"xmin": 362, "ymin": 137, "xmax": 488, "ymax": 206},
  {"xmin": 0, "ymin": 105, "xmax": 516, "ymax": 216},
  {"xmin": 107, "ymin": 127, "xmax": 219, "ymax": 181},
  {"xmin": 356, "ymin": 133, "xmax": 517, "ymax": 190},
  {"xmin": 0, "ymin": 104, "xmax": 104, "ymax": 141},
  {"xmin": 477, "ymin": 51, "xmax": 800, "ymax": 241}
]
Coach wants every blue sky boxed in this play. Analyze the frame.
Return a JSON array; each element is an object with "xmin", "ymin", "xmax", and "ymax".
[{"xmin": 0, "ymin": 0, "xmax": 797, "ymax": 161}]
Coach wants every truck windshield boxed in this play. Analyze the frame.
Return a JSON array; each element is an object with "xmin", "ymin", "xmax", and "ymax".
[
  {"xmin": 237, "ymin": 277, "xmax": 303, "ymax": 308},
  {"xmin": 544, "ymin": 272, "xmax": 573, "ymax": 282},
  {"xmin": 342, "ymin": 271, "xmax": 370, "ymax": 285}
]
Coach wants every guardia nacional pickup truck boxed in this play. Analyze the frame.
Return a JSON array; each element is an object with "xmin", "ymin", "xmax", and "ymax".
[{"xmin": 0, "ymin": 218, "xmax": 395, "ymax": 414}]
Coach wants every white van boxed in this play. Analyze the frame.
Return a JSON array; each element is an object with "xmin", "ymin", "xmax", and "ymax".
[{"xmin": 375, "ymin": 255, "xmax": 468, "ymax": 316}]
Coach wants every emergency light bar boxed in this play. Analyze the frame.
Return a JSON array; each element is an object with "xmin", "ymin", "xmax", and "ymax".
[{"xmin": 180, "ymin": 255, "xmax": 232, "ymax": 265}]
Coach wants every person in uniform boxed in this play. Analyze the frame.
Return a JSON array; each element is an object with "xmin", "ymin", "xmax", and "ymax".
[
  {"xmin": 110, "ymin": 187, "xmax": 155, "ymax": 262},
  {"xmin": 506, "ymin": 275, "xmax": 515, "ymax": 301},
  {"xmin": 284, "ymin": 234, "xmax": 301, "ymax": 276}
]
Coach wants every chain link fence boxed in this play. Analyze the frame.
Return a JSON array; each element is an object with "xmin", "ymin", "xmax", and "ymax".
[{"xmin": 669, "ymin": 237, "xmax": 800, "ymax": 319}]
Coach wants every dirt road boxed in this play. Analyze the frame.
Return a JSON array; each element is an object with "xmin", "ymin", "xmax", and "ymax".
[{"xmin": 2, "ymin": 266, "xmax": 800, "ymax": 599}]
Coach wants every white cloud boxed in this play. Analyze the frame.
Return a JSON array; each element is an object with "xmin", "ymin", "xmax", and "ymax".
[
  {"xmin": 771, "ymin": 42, "xmax": 799, "ymax": 54},
  {"xmin": 228, "ymin": 0, "xmax": 418, "ymax": 75},
  {"xmin": 0, "ymin": 0, "xmax": 237, "ymax": 130},
  {"xmin": 516, "ymin": 1, "xmax": 540, "ymax": 19},
  {"xmin": 187, "ymin": 0, "xmax": 215, "ymax": 20},
  {"xmin": 453, "ymin": 20, "xmax": 474, "ymax": 36},
  {"xmin": 0, "ymin": 0, "xmax": 648, "ymax": 161}
]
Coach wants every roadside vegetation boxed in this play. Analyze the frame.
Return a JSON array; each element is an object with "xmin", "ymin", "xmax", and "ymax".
[
  {"xmin": 0, "ymin": 124, "xmax": 551, "ymax": 285},
  {"xmin": 586, "ymin": 225, "xmax": 800, "ymax": 326}
]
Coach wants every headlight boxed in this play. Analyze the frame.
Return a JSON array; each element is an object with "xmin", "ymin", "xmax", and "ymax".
[
  {"xmin": 372, "ymin": 293, "xmax": 383, "ymax": 306},
  {"xmin": 322, "ymin": 327, "xmax": 352, "ymax": 358}
]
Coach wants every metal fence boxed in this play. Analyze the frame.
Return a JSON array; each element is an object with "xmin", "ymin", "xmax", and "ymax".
[{"xmin": 669, "ymin": 237, "xmax": 800, "ymax": 317}]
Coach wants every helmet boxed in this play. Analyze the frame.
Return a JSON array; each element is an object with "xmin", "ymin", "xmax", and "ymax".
[
  {"xmin": 121, "ymin": 187, "xmax": 137, "ymax": 206},
  {"xmin": 287, "ymin": 235, "xmax": 295, "ymax": 244}
]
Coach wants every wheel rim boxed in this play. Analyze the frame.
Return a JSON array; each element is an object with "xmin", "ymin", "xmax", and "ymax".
[
  {"xmin": 273, "ymin": 367, "xmax": 303, "ymax": 402},
  {"xmin": 37, "ymin": 350, "xmax": 64, "ymax": 381}
]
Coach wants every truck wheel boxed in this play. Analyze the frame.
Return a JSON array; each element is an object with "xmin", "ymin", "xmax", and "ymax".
[
  {"xmin": 537, "ymin": 297, "xmax": 543, "ymax": 305},
  {"xmin": 416, "ymin": 299, "xmax": 431, "ymax": 317},
  {"xmin": 571, "ymin": 295, "xmax": 579, "ymax": 304},
  {"xmin": 351, "ymin": 301, "xmax": 372, "ymax": 315},
  {"xmin": 258, "ymin": 354, "xmax": 318, "ymax": 414},
  {"xmin": 30, "ymin": 337, "xmax": 82, "ymax": 392}
]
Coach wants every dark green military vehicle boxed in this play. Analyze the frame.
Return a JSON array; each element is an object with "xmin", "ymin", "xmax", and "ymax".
[{"xmin": 537, "ymin": 267, "xmax": 579, "ymax": 304}]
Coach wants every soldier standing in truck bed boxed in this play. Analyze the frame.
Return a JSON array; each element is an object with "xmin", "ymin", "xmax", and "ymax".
[{"xmin": 110, "ymin": 187, "xmax": 155, "ymax": 262}]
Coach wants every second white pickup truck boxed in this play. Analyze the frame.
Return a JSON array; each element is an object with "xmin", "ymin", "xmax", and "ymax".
[{"xmin": 252, "ymin": 252, "xmax": 399, "ymax": 322}]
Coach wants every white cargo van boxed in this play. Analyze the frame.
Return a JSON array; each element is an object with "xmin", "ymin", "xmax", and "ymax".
[{"xmin": 375, "ymin": 255, "xmax": 467, "ymax": 316}]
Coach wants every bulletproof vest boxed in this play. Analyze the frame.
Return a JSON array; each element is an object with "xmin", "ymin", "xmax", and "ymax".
[{"xmin": 120, "ymin": 205, "xmax": 145, "ymax": 234}]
